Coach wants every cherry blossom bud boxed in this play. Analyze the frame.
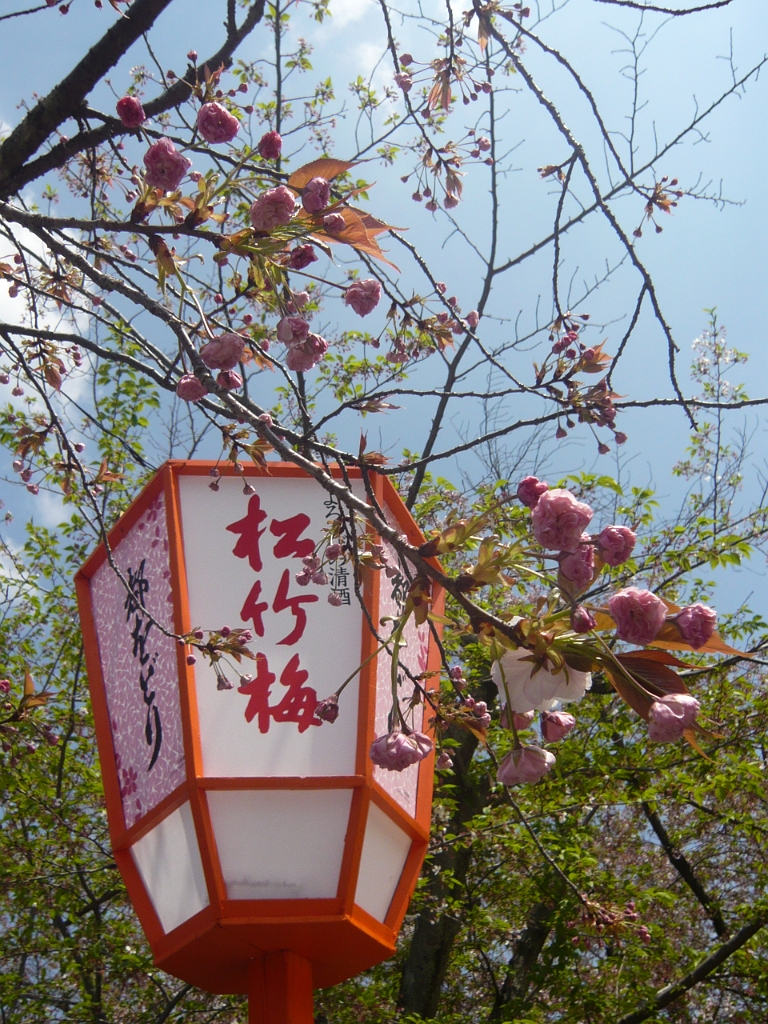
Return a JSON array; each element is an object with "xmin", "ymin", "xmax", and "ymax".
[
  {"xmin": 496, "ymin": 745, "xmax": 555, "ymax": 785},
  {"xmin": 466, "ymin": 310, "xmax": 480, "ymax": 328},
  {"xmin": 21, "ymin": 468, "xmax": 32, "ymax": 482},
  {"xmin": 312, "ymin": 570, "xmax": 329, "ymax": 586},
  {"xmin": 328, "ymin": 591, "xmax": 343, "ymax": 606},
  {"xmin": 217, "ymin": 676, "xmax": 234, "ymax": 691},
  {"xmin": 288, "ymin": 244, "xmax": 318, "ymax": 270},
  {"xmin": 474, "ymin": 701, "xmax": 491, "ymax": 729},
  {"xmin": 216, "ymin": 369, "xmax": 242, "ymax": 390},
  {"xmin": 674, "ymin": 603, "xmax": 717, "ymax": 649},
  {"xmin": 449, "ymin": 666, "xmax": 464, "ymax": 681},
  {"xmin": 197, "ymin": 102, "xmax": 240, "ymax": 144},
  {"xmin": 323, "ymin": 211, "xmax": 346, "ymax": 233},
  {"xmin": 444, "ymin": 195, "xmax": 459, "ymax": 209},
  {"xmin": 302, "ymin": 176, "xmax": 331, "ymax": 214},
  {"xmin": 399, "ymin": 52, "xmax": 413, "ymax": 65},
  {"xmin": 532, "ymin": 488, "xmax": 594, "ymax": 552},
  {"xmin": 220, "ymin": 625, "xmax": 231, "ymax": 637},
  {"xmin": 26, "ymin": 483, "xmax": 39, "ymax": 495},
  {"xmin": 513, "ymin": 710, "xmax": 535, "ymax": 730},
  {"xmin": 516, "ymin": 475, "xmax": 548, "ymax": 508},
  {"xmin": 187, "ymin": 50, "xmax": 198, "ymax": 62},
  {"xmin": 116, "ymin": 96, "xmax": 146, "ymax": 129},
  {"xmin": 436, "ymin": 282, "xmax": 447, "ymax": 294},
  {"xmin": 647, "ymin": 693, "xmax": 700, "ymax": 742},
  {"xmin": 0, "ymin": 374, "xmax": 9, "ymax": 385},
  {"xmin": 437, "ymin": 751, "xmax": 453, "ymax": 769},
  {"xmin": 614, "ymin": 432, "xmax": 628, "ymax": 445},
  {"xmin": 144, "ymin": 138, "xmax": 191, "ymax": 192},
  {"xmin": 176, "ymin": 374, "xmax": 208, "ymax": 402},
  {"xmin": 11, "ymin": 386, "xmax": 23, "ymax": 397},
  {"xmin": 394, "ymin": 72, "xmax": 413, "ymax": 92},
  {"xmin": 186, "ymin": 654, "xmax": 197, "ymax": 666},
  {"xmin": 608, "ymin": 587, "xmax": 667, "ymax": 646},
  {"xmin": 370, "ymin": 730, "xmax": 433, "ymax": 772},
  {"xmin": 200, "ymin": 333, "xmax": 245, "ymax": 371},
  {"xmin": 258, "ymin": 130, "xmax": 282, "ymax": 160},
  {"xmin": 258, "ymin": 412, "xmax": 273, "ymax": 427},
  {"xmin": 344, "ymin": 279, "xmax": 381, "ymax": 317},
  {"xmin": 12, "ymin": 459, "xmax": 22, "ymax": 472},
  {"xmin": 597, "ymin": 525, "xmax": 636, "ymax": 566},
  {"xmin": 477, "ymin": 136, "xmax": 491, "ymax": 151},
  {"xmin": 295, "ymin": 567, "xmax": 312, "ymax": 587},
  {"xmin": 571, "ymin": 605, "xmax": 596, "ymax": 633},
  {"xmin": 326, "ymin": 542, "xmax": 342, "ymax": 560},
  {"xmin": 315, "ymin": 695, "xmax": 340, "ymax": 723},
  {"xmin": 250, "ymin": 185, "xmax": 296, "ymax": 231},
  {"xmin": 541, "ymin": 710, "xmax": 576, "ymax": 742}
]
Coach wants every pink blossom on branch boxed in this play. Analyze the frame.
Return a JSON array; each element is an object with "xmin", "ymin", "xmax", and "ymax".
[
  {"xmin": 302, "ymin": 176, "xmax": 331, "ymax": 214},
  {"xmin": 531, "ymin": 488, "xmax": 594, "ymax": 552},
  {"xmin": 250, "ymin": 185, "xmax": 296, "ymax": 231},
  {"xmin": 647, "ymin": 693, "xmax": 700, "ymax": 742},
  {"xmin": 571, "ymin": 604, "xmax": 597, "ymax": 633},
  {"xmin": 675, "ymin": 603, "xmax": 717, "ymax": 649},
  {"xmin": 199, "ymin": 333, "xmax": 245, "ymax": 371},
  {"xmin": 541, "ymin": 710, "xmax": 576, "ymax": 742},
  {"xmin": 216, "ymin": 369, "xmax": 242, "ymax": 390},
  {"xmin": 394, "ymin": 72, "xmax": 413, "ymax": 92},
  {"xmin": 176, "ymin": 374, "xmax": 207, "ymax": 402},
  {"xmin": 143, "ymin": 138, "xmax": 191, "ymax": 191},
  {"xmin": 323, "ymin": 211, "xmax": 346, "ymax": 233},
  {"xmin": 288, "ymin": 244, "xmax": 317, "ymax": 270},
  {"xmin": 285, "ymin": 333, "xmax": 328, "ymax": 372},
  {"xmin": 608, "ymin": 587, "xmax": 667, "ymax": 646},
  {"xmin": 277, "ymin": 316, "xmax": 310, "ymax": 345},
  {"xmin": 497, "ymin": 745, "xmax": 556, "ymax": 785},
  {"xmin": 597, "ymin": 525, "xmax": 637, "ymax": 566},
  {"xmin": 344, "ymin": 278, "xmax": 382, "ymax": 317},
  {"xmin": 257, "ymin": 130, "xmax": 282, "ymax": 160},
  {"xmin": 197, "ymin": 102, "xmax": 240, "ymax": 144},
  {"xmin": 116, "ymin": 96, "xmax": 145, "ymax": 128},
  {"xmin": 370, "ymin": 730, "xmax": 433, "ymax": 772},
  {"xmin": 559, "ymin": 538, "xmax": 595, "ymax": 593},
  {"xmin": 516, "ymin": 475, "xmax": 548, "ymax": 508}
]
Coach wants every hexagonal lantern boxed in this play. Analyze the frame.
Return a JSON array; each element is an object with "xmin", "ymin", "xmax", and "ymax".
[{"xmin": 75, "ymin": 461, "xmax": 442, "ymax": 1023}]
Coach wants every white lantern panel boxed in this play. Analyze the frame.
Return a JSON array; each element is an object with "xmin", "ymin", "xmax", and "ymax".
[
  {"xmin": 354, "ymin": 802, "xmax": 412, "ymax": 923},
  {"xmin": 130, "ymin": 801, "xmax": 209, "ymax": 933},
  {"xmin": 178, "ymin": 475, "xmax": 363, "ymax": 778},
  {"xmin": 372, "ymin": 532, "xmax": 431, "ymax": 817},
  {"xmin": 207, "ymin": 788, "xmax": 352, "ymax": 900},
  {"xmin": 90, "ymin": 492, "xmax": 186, "ymax": 829}
]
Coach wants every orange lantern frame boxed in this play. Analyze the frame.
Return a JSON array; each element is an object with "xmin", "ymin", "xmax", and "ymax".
[{"xmin": 75, "ymin": 461, "xmax": 442, "ymax": 1019}]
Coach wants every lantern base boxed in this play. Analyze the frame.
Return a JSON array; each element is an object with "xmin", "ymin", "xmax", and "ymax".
[{"xmin": 248, "ymin": 952, "xmax": 314, "ymax": 1024}]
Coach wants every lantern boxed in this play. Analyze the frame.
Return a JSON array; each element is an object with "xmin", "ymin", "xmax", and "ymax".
[{"xmin": 75, "ymin": 461, "xmax": 442, "ymax": 1021}]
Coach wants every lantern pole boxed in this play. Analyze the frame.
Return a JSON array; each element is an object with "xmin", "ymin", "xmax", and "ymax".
[{"xmin": 247, "ymin": 951, "xmax": 315, "ymax": 1024}]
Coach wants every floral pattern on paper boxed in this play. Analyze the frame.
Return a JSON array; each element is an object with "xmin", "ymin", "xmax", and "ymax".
[{"xmin": 90, "ymin": 494, "xmax": 186, "ymax": 829}]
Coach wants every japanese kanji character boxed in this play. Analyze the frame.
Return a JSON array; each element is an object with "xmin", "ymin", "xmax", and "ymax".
[
  {"xmin": 227, "ymin": 494, "xmax": 268, "ymax": 571},
  {"xmin": 238, "ymin": 652, "xmax": 276, "ymax": 732},
  {"xmin": 272, "ymin": 568, "xmax": 318, "ymax": 645},
  {"xmin": 237, "ymin": 652, "xmax": 320, "ymax": 733},
  {"xmin": 240, "ymin": 579, "xmax": 268, "ymax": 637},
  {"xmin": 270, "ymin": 513, "xmax": 314, "ymax": 559}
]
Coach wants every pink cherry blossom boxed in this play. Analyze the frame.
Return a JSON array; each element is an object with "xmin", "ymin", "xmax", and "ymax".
[
  {"xmin": 477, "ymin": 136, "xmax": 492, "ymax": 152},
  {"xmin": 541, "ymin": 711, "xmax": 576, "ymax": 742},
  {"xmin": 466, "ymin": 310, "xmax": 480, "ymax": 328},
  {"xmin": 199, "ymin": 333, "xmax": 245, "ymax": 371},
  {"xmin": 176, "ymin": 374, "xmax": 207, "ymax": 402},
  {"xmin": 437, "ymin": 751, "xmax": 453, "ymax": 769},
  {"xmin": 531, "ymin": 488, "xmax": 594, "ymax": 552},
  {"xmin": 647, "ymin": 693, "xmax": 700, "ymax": 742},
  {"xmin": 571, "ymin": 605, "xmax": 596, "ymax": 633},
  {"xmin": 394, "ymin": 72, "xmax": 413, "ymax": 92},
  {"xmin": 257, "ymin": 130, "xmax": 282, "ymax": 160},
  {"xmin": 597, "ymin": 525, "xmax": 637, "ymax": 566},
  {"xmin": 315, "ymin": 695, "xmax": 339, "ymax": 723},
  {"xmin": 328, "ymin": 591, "xmax": 343, "ymax": 606},
  {"xmin": 143, "ymin": 138, "xmax": 191, "ymax": 191},
  {"xmin": 288, "ymin": 244, "xmax": 317, "ymax": 270},
  {"xmin": 370, "ymin": 730, "xmax": 433, "ymax": 772},
  {"xmin": 516, "ymin": 475, "xmax": 548, "ymax": 508},
  {"xmin": 344, "ymin": 278, "xmax": 382, "ymax": 317},
  {"xmin": 285, "ymin": 333, "xmax": 328, "ymax": 372},
  {"xmin": 323, "ymin": 211, "xmax": 346, "ymax": 233},
  {"xmin": 116, "ymin": 96, "xmax": 145, "ymax": 128},
  {"xmin": 250, "ymin": 185, "xmax": 296, "ymax": 232},
  {"xmin": 277, "ymin": 316, "xmax": 310, "ymax": 345},
  {"xmin": 496, "ymin": 745, "xmax": 556, "ymax": 785},
  {"xmin": 216, "ymin": 369, "xmax": 242, "ymax": 390},
  {"xmin": 197, "ymin": 102, "xmax": 240, "ymax": 144},
  {"xmin": 559, "ymin": 539, "xmax": 595, "ymax": 593},
  {"xmin": 302, "ymin": 176, "xmax": 331, "ymax": 214},
  {"xmin": 675, "ymin": 603, "xmax": 717, "ymax": 649},
  {"xmin": 608, "ymin": 587, "xmax": 667, "ymax": 646}
]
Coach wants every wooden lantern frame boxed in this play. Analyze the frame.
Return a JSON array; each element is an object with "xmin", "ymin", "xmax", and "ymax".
[{"xmin": 75, "ymin": 461, "xmax": 442, "ymax": 1000}]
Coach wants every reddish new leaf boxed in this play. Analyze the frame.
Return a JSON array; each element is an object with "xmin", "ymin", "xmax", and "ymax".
[{"xmin": 287, "ymin": 158, "xmax": 356, "ymax": 190}]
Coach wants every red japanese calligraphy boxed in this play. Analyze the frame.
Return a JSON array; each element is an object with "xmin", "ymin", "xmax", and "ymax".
[
  {"xmin": 272, "ymin": 569, "xmax": 318, "ymax": 645},
  {"xmin": 270, "ymin": 513, "xmax": 314, "ymax": 559},
  {"xmin": 227, "ymin": 494, "xmax": 268, "ymax": 571},
  {"xmin": 238, "ymin": 652, "xmax": 320, "ymax": 733},
  {"xmin": 240, "ymin": 579, "xmax": 268, "ymax": 636}
]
